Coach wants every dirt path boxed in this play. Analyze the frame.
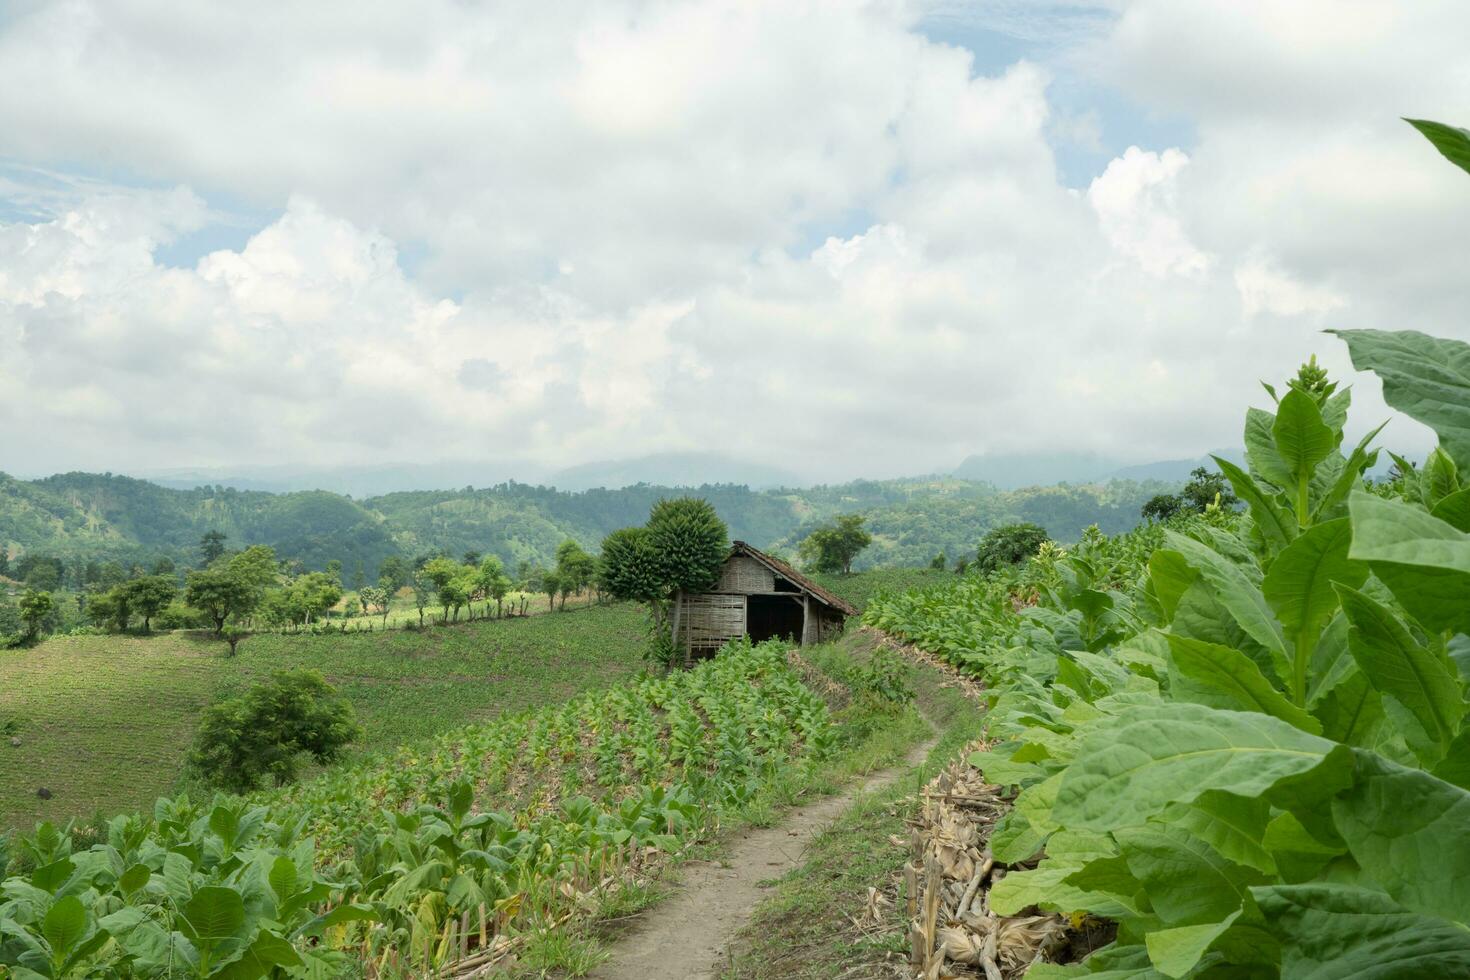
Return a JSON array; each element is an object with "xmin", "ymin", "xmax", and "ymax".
[{"xmin": 588, "ymin": 734, "xmax": 939, "ymax": 980}]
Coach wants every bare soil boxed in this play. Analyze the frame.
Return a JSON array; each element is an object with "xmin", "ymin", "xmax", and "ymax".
[{"xmin": 588, "ymin": 735, "xmax": 939, "ymax": 980}]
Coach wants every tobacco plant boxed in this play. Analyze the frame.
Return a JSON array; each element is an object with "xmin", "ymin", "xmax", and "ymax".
[
  {"xmin": 2, "ymin": 640, "xmax": 837, "ymax": 976},
  {"xmin": 867, "ymin": 116, "xmax": 1470, "ymax": 974}
]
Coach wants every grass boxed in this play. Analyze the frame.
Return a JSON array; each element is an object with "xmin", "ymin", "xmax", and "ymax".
[
  {"xmin": 721, "ymin": 633, "xmax": 986, "ymax": 979},
  {"xmin": 0, "ymin": 602, "xmax": 649, "ymax": 831}
]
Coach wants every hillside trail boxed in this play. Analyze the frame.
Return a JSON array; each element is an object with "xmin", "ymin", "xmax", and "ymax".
[{"xmin": 586, "ymin": 730, "xmax": 939, "ymax": 980}]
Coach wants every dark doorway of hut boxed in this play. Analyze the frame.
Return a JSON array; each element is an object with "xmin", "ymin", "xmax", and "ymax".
[{"xmin": 746, "ymin": 593, "xmax": 804, "ymax": 644}]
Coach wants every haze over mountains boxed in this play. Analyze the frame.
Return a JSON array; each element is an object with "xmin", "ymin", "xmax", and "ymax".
[
  {"xmin": 121, "ymin": 450, "xmax": 1227, "ymax": 498},
  {"xmin": 0, "ymin": 462, "xmax": 1178, "ymax": 577}
]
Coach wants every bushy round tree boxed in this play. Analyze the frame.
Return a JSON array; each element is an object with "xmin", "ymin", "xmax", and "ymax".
[
  {"xmin": 189, "ymin": 669, "xmax": 359, "ymax": 792},
  {"xmin": 975, "ymin": 522, "xmax": 1050, "ymax": 575},
  {"xmin": 646, "ymin": 497, "xmax": 729, "ymax": 593},
  {"xmin": 598, "ymin": 527, "xmax": 664, "ymax": 604},
  {"xmin": 600, "ymin": 498, "xmax": 730, "ymax": 666}
]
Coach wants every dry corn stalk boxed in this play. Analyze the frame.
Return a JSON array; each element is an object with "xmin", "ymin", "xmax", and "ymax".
[{"xmin": 902, "ymin": 744, "xmax": 1070, "ymax": 979}]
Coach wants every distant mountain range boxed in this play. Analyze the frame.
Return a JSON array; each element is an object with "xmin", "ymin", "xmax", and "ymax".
[
  {"xmin": 952, "ymin": 450, "xmax": 1245, "ymax": 489},
  {"xmin": 0, "ymin": 468, "xmax": 1179, "ymax": 578},
  {"xmin": 134, "ymin": 449, "xmax": 1233, "ymax": 498},
  {"xmin": 136, "ymin": 452, "xmax": 802, "ymax": 497}
]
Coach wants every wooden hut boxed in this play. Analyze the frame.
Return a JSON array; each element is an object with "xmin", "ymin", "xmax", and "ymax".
[{"xmin": 671, "ymin": 541, "xmax": 859, "ymax": 663}]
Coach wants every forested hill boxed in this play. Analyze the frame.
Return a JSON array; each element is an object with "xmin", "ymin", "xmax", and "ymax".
[{"xmin": 0, "ymin": 470, "xmax": 1170, "ymax": 573}]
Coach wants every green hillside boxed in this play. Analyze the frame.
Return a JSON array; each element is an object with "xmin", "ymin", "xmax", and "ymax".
[
  {"xmin": 0, "ymin": 602, "xmax": 649, "ymax": 830},
  {"xmin": 0, "ymin": 470, "xmax": 1170, "ymax": 576}
]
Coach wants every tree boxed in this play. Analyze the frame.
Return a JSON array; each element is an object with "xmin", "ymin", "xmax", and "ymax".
[
  {"xmin": 199, "ymin": 530, "xmax": 227, "ymax": 567},
  {"xmin": 351, "ymin": 561, "xmax": 366, "ymax": 592},
  {"xmin": 1141, "ymin": 493, "xmax": 1184, "ymax": 522},
  {"xmin": 647, "ymin": 497, "xmax": 729, "ymax": 594},
  {"xmin": 0, "ymin": 550, "xmax": 8, "ymax": 579},
  {"xmin": 150, "ymin": 556, "xmax": 176, "ymax": 577},
  {"xmin": 20, "ymin": 557, "xmax": 62, "ymax": 592},
  {"xmin": 324, "ymin": 559, "xmax": 343, "ymax": 584},
  {"xmin": 359, "ymin": 585, "xmax": 391, "ymax": 624},
  {"xmin": 541, "ymin": 568, "xmax": 563, "ymax": 611},
  {"xmin": 123, "ymin": 575, "xmax": 177, "ymax": 632},
  {"xmin": 221, "ymin": 623, "xmax": 246, "ymax": 657},
  {"xmin": 555, "ymin": 540, "xmax": 596, "ymax": 602},
  {"xmin": 462, "ymin": 550, "xmax": 481, "ymax": 566},
  {"xmin": 88, "ymin": 588, "xmax": 131, "ymax": 632},
  {"xmin": 975, "ymin": 522, "xmax": 1050, "ymax": 575},
  {"xmin": 19, "ymin": 590, "xmax": 53, "ymax": 641},
  {"xmin": 378, "ymin": 555, "xmax": 410, "ymax": 593},
  {"xmin": 1180, "ymin": 466, "xmax": 1237, "ymax": 513},
  {"xmin": 798, "ymin": 513, "xmax": 872, "ymax": 574},
  {"xmin": 96, "ymin": 561, "xmax": 127, "ymax": 590},
  {"xmin": 228, "ymin": 545, "xmax": 279, "ymax": 596},
  {"xmin": 285, "ymin": 572, "xmax": 343, "ymax": 625},
  {"xmin": 477, "ymin": 556, "xmax": 512, "ymax": 618},
  {"xmin": 421, "ymin": 557, "xmax": 465, "ymax": 622},
  {"xmin": 601, "ymin": 498, "xmax": 730, "ymax": 663},
  {"xmin": 185, "ymin": 568, "xmax": 256, "ymax": 634},
  {"xmin": 188, "ymin": 669, "xmax": 359, "ymax": 792},
  {"xmin": 412, "ymin": 571, "xmax": 432, "ymax": 626},
  {"xmin": 930, "ymin": 552, "xmax": 947, "ymax": 570},
  {"xmin": 598, "ymin": 527, "xmax": 663, "ymax": 607}
]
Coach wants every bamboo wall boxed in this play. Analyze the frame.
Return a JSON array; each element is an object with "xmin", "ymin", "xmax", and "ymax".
[
  {"xmin": 677, "ymin": 592, "xmax": 746, "ymax": 657},
  {"xmin": 716, "ymin": 554, "xmax": 776, "ymax": 594}
]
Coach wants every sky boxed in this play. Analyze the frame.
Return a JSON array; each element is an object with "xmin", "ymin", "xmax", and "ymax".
[{"xmin": 1, "ymin": 0, "xmax": 1468, "ymax": 484}]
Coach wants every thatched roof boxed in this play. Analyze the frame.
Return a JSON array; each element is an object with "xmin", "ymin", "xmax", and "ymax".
[{"xmin": 729, "ymin": 541, "xmax": 859, "ymax": 617}]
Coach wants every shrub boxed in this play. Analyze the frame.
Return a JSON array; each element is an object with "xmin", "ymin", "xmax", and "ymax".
[
  {"xmin": 189, "ymin": 669, "xmax": 360, "ymax": 793},
  {"xmin": 975, "ymin": 522, "xmax": 1050, "ymax": 574},
  {"xmin": 846, "ymin": 648, "xmax": 914, "ymax": 709},
  {"xmin": 155, "ymin": 601, "xmax": 208, "ymax": 630}
]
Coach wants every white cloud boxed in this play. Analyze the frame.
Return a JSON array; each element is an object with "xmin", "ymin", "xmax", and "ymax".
[
  {"xmin": 1088, "ymin": 147, "xmax": 1210, "ymax": 278},
  {"xmin": 0, "ymin": 0, "xmax": 1468, "ymax": 480},
  {"xmin": 1234, "ymin": 253, "xmax": 1346, "ymax": 318}
]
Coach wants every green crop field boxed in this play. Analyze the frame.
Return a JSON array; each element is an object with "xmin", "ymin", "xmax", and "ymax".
[
  {"xmin": 809, "ymin": 566, "xmax": 950, "ymax": 613},
  {"xmin": 0, "ymin": 603, "xmax": 648, "ymax": 830}
]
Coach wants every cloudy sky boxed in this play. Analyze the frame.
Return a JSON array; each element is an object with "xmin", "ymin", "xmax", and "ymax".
[{"xmin": 1, "ymin": 0, "xmax": 1467, "ymax": 484}]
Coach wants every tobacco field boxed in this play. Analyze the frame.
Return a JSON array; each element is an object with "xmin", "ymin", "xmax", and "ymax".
[{"xmin": 866, "ymin": 326, "xmax": 1470, "ymax": 977}]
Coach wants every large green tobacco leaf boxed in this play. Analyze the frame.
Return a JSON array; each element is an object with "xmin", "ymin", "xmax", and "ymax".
[
  {"xmin": 1311, "ymin": 669, "xmax": 1387, "ymax": 750},
  {"xmin": 1420, "ymin": 448, "xmax": 1461, "ymax": 509},
  {"xmin": 1346, "ymin": 491, "xmax": 1470, "ymax": 633},
  {"xmin": 1144, "ymin": 914, "xmax": 1239, "ymax": 979},
  {"xmin": 1159, "ymin": 791, "xmax": 1276, "ymax": 874},
  {"xmin": 180, "ymin": 885, "xmax": 248, "ymax": 942},
  {"xmin": 1336, "ymin": 584, "xmax": 1464, "ymax": 754},
  {"xmin": 1406, "ymin": 117, "xmax": 1470, "ymax": 176},
  {"xmin": 1214, "ymin": 456, "xmax": 1296, "ymax": 557},
  {"xmin": 1246, "ymin": 407, "xmax": 1295, "ymax": 490},
  {"xmin": 1163, "ymin": 532, "xmax": 1288, "ymax": 683},
  {"xmin": 1149, "ymin": 550, "xmax": 1199, "ymax": 622},
  {"xmin": 1115, "ymin": 825, "xmax": 1267, "ymax": 925},
  {"xmin": 1433, "ymin": 729, "xmax": 1470, "ymax": 790},
  {"xmin": 1252, "ymin": 882, "xmax": 1470, "ymax": 979},
  {"xmin": 989, "ymin": 863, "xmax": 1134, "ymax": 919},
  {"xmin": 1165, "ymin": 635, "xmax": 1319, "ymax": 733},
  {"xmin": 1274, "ymin": 389, "xmax": 1337, "ymax": 504},
  {"xmin": 41, "ymin": 895, "xmax": 88, "ymax": 964},
  {"xmin": 1263, "ymin": 519, "xmax": 1367, "ymax": 703},
  {"xmin": 1332, "ymin": 751, "xmax": 1470, "ymax": 925},
  {"xmin": 1054, "ymin": 703, "xmax": 1335, "ymax": 830},
  {"xmin": 1332, "ymin": 329, "xmax": 1470, "ymax": 473},
  {"xmin": 1431, "ymin": 488, "xmax": 1470, "ymax": 533},
  {"xmin": 1312, "ymin": 423, "xmax": 1386, "ymax": 523}
]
